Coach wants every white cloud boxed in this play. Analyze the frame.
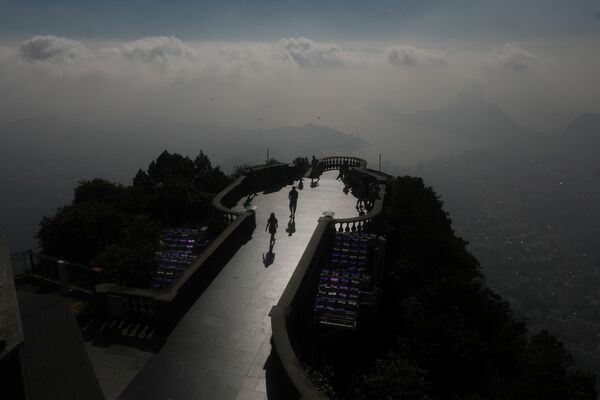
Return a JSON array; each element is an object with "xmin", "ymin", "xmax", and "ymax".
[
  {"xmin": 387, "ymin": 45, "xmax": 448, "ymax": 67},
  {"xmin": 12, "ymin": 35, "xmax": 359, "ymax": 77},
  {"xmin": 483, "ymin": 43, "xmax": 539, "ymax": 72},
  {"xmin": 19, "ymin": 35, "xmax": 90, "ymax": 62},
  {"xmin": 2, "ymin": 34, "xmax": 597, "ymax": 136},
  {"xmin": 118, "ymin": 36, "xmax": 196, "ymax": 63},
  {"xmin": 279, "ymin": 37, "xmax": 348, "ymax": 68}
]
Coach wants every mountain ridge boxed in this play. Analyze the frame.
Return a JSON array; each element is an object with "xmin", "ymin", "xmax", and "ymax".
[
  {"xmin": 372, "ymin": 79, "xmax": 530, "ymax": 145},
  {"xmin": 0, "ymin": 117, "xmax": 368, "ymax": 251}
]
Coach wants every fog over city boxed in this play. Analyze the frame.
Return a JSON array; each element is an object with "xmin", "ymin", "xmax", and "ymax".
[{"xmin": 2, "ymin": 0, "xmax": 600, "ymax": 379}]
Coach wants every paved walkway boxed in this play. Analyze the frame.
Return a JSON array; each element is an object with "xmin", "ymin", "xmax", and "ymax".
[
  {"xmin": 120, "ymin": 171, "xmax": 359, "ymax": 400},
  {"xmin": 86, "ymin": 343, "xmax": 154, "ymax": 400}
]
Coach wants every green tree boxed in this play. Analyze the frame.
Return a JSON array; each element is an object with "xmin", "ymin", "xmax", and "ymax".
[
  {"xmin": 38, "ymin": 149, "xmax": 230, "ymax": 287},
  {"xmin": 73, "ymin": 178, "xmax": 126, "ymax": 206},
  {"xmin": 351, "ymin": 353, "xmax": 430, "ymax": 400},
  {"xmin": 91, "ymin": 216, "xmax": 159, "ymax": 287},
  {"xmin": 147, "ymin": 150, "xmax": 196, "ymax": 185},
  {"xmin": 38, "ymin": 202, "xmax": 127, "ymax": 263},
  {"xmin": 193, "ymin": 150, "xmax": 230, "ymax": 193},
  {"xmin": 356, "ymin": 175, "xmax": 598, "ymax": 400}
]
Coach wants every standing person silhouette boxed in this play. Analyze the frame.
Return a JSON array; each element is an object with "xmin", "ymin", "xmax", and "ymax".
[
  {"xmin": 337, "ymin": 160, "xmax": 349, "ymax": 180},
  {"xmin": 288, "ymin": 186, "xmax": 299, "ymax": 217},
  {"xmin": 310, "ymin": 155, "xmax": 320, "ymax": 186},
  {"xmin": 266, "ymin": 212, "xmax": 278, "ymax": 247}
]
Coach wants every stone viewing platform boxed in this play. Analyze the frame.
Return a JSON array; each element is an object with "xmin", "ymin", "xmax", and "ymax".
[
  {"xmin": 10, "ymin": 156, "xmax": 385, "ymax": 399},
  {"xmin": 6, "ymin": 156, "xmax": 390, "ymax": 400},
  {"xmin": 120, "ymin": 166, "xmax": 379, "ymax": 400},
  {"xmin": 7, "ymin": 152, "xmax": 597, "ymax": 400}
]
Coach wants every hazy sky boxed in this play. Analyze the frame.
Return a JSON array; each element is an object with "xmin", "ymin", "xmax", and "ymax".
[
  {"xmin": 1, "ymin": 0, "xmax": 599, "ymax": 252},
  {"xmin": 0, "ymin": 0, "xmax": 599, "ymax": 133},
  {"xmin": 1, "ymin": 0, "xmax": 599, "ymax": 41}
]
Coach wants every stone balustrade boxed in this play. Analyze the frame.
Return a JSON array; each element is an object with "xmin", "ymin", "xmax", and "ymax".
[{"xmin": 270, "ymin": 157, "xmax": 392, "ymax": 400}]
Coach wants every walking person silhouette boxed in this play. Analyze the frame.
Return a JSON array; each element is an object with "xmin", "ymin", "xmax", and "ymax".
[
  {"xmin": 288, "ymin": 186, "xmax": 299, "ymax": 218},
  {"xmin": 266, "ymin": 212, "xmax": 278, "ymax": 247}
]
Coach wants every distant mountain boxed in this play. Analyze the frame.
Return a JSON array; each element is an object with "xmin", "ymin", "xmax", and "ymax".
[
  {"xmin": 373, "ymin": 79, "xmax": 529, "ymax": 146},
  {"xmin": 221, "ymin": 123, "xmax": 369, "ymax": 166},
  {"xmin": 0, "ymin": 117, "xmax": 368, "ymax": 251},
  {"xmin": 0, "ymin": 117, "xmax": 368, "ymax": 175},
  {"xmin": 542, "ymin": 112, "xmax": 600, "ymax": 161}
]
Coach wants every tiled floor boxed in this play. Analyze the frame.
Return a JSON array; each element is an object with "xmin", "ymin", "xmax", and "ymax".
[{"xmin": 120, "ymin": 171, "xmax": 359, "ymax": 400}]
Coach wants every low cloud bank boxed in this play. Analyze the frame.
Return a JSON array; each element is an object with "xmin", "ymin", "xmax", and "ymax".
[
  {"xmin": 13, "ymin": 35, "xmax": 456, "ymax": 75},
  {"xmin": 12, "ymin": 35, "xmax": 544, "ymax": 79},
  {"xmin": 387, "ymin": 45, "xmax": 448, "ymax": 67},
  {"xmin": 279, "ymin": 37, "xmax": 348, "ymax": 68},
  {"xmin": 0, "ymin": 35, "xmax": 597, "ymax": 135},
  {"xmin": 118, "ymin": 36, "xmax": 196, "ymax": 63},
  {"xmin": 19, "ymin": 35, "xmax": 90, "ymax": 62},
  {"xmin": 483, "ymin": 43, "xmax": 539, "ymax": 72}
]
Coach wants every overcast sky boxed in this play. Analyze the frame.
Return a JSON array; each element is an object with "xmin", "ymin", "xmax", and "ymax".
[
  {"xmin": 0, "ymin": 0, "xmax": 599, "ymax": 133},
  {"xmin": 1, "ymin": 0, "xmax": 600, "ymax": 252},
  {"xmin": 1, "ymin": 0, "xmax": 599, "ymax": 41}
]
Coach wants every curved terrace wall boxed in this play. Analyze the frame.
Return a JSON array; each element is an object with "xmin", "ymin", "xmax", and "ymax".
[
  {"xmin": 95, "ymin": 163, "xmax": 298, "ymax": 324},
  {"xmin": 94, "ymin": 156, "xmax": 388, "ymax": 397},
  {"xmin": 331, "ymin": 167, "xmax": 388, "ymax": 234},
  {"xmin": 270, "ymin": 157, "xmax": 392, "ymax": 400}
]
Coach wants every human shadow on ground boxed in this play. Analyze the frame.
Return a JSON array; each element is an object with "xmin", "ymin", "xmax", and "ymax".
[
  {"xmin": 263, "ymin": 235, "xmax": 276, "ymax": 268},
  {"xmin": 286, "ymin": 217, "xmax": 296, "ymax": 237}
]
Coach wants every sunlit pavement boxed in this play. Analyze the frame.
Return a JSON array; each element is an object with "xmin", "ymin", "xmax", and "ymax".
[{"xmin": 119, "ymin": 171, "xmax": 359, "ymax": 400}]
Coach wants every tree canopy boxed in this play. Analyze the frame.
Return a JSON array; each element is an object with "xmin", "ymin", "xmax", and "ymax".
[
  {"xmin": 310, "ymin": 176, "xmax": 597, "ymax": 400},
  {"xmin": 37, "ymin": 150, "xmax": 230, "ymax": 287}
]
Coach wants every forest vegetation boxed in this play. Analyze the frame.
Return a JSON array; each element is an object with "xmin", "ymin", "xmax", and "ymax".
[
  {"xmin": 309, "ymin": 176, "xmax": 597, "ymax": 400},
  {"xmin": 37, "ymin": 150, "xmax": 230, "ymax": 287}
]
